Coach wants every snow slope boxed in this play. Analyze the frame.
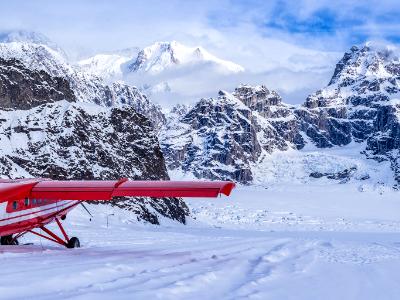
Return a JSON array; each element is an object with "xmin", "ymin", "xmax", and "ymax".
[
  {"xmin": 126, "ymin": 41, "xmax": 244, "ymax": 75},
  {"xmin": 78, "ymin": 54, "xmax": 131, "ymax": 79},
  {"xmin": 79, "ymin": 41, "xmax": 246, "ymax": 107},
  {"xmin": 252, "ymin": 141, "xmax": 396, "ymax": 187},
  {"xmin": 1, "ymin": 184, "xmax": 400, "ymax": 299}
]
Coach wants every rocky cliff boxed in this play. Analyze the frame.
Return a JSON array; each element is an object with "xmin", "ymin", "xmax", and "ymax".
[
  {"xmin": 299, "ymin": 43, "xmax": 400, "ymax": 186},
  {"xmin": 0, "ymin": 35, "xmax": 188, "ymax": 224},
  {"xmin": 0, "ymin": 57, "xmax": 75, "ymax": 109},
  {"xmin": 161, "ymin": 43, "xmax": 400, "ymax": 187},
  {"xmin": 0, "ymin": 35, "xmax": 165, "ymax": 130},
  {"xmin": 160, "ymin": 85, "xmax": 303, "ymax": 183}
]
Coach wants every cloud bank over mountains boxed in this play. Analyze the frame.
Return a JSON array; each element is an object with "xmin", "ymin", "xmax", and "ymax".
[{"xmin": 0, "ymin": 0, "xmax": 398, "ymax": 104}]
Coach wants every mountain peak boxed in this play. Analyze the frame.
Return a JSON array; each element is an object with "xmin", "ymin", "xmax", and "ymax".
[
  {"xmin": 328, "ymin": 41, "xmax": 400, "ymax": 86},
  {"xmin": 127, "ymin": 41, "xmax": 244, "ymax": 74},
  {"xmin": 0, "ymin": 30, "xmax": 64, "ymax": 54}
]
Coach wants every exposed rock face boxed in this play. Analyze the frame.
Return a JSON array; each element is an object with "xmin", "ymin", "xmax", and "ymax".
[
  {"xmin": 161, "ymin": 85, "xmax": 303, "ymax": 183},
  {"xmin": 0, "ymin": 39, "xmax": 165, "ymax": 129},
  {"xmin": 233, "ymin": 85, "xmax": 283, "ymax": 114},
  {"xmin": 309, "ymin": 167, "xmax": 358, "ymax": 183},
  {"xmin": 111, "ymin": 82, "xmax": 166, "ymax": 130},
  {"xmin": 161, "ymin": 44, "xmax": 400, "ymax": 185},
  {"xmin": 300, "ymin": 43, "xmax": 400, "ymax": 147},
  {"xmin": 233, "ymin": 85, "xmax": 304, "ymax": 150},
  {"xmin": 365, "ymin": 102, "xmax": 400, "ymax": 184},
  {"xmin": 161, "ymin": 93, "xmax": 260, "ymax": 183},
  {"xmin": 0, "ymin": 100, "xmax": 189, "ymax": 224},
  {"xmin": 0, "ymin": 37, "xmax": 188, "ymax": 224},
  {"xmin": 0, "ymin": 57, "xmax": 76, "ymax": 109},
  {"xmin": 299, "ymin": 43, "xmax": 400, "ymax": 185},
  {"xmin": 0, "ymin": 102, "xmax": 166, "ymax": 180}
]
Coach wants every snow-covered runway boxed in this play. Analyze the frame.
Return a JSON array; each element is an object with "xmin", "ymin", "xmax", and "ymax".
[{"xmin": 1, "ymin": 185, "xmax": 400, "ymax": 299}]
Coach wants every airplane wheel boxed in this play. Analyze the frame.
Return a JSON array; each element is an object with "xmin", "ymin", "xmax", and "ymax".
[
  {"xmin": 0, "ymin": 235, "xmax": 19, "ymax": 245},
  {"xmin": 66, "ymin": 237, "xmax": 80, "ymax": 249}
]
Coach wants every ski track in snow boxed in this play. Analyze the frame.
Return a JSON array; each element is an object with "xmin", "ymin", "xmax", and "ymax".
[{"xmin": 1, "ymin": 185, "xmax": 400, "ymax": 299}]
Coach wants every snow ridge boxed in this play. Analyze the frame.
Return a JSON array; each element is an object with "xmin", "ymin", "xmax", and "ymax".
[
  {"xmin": 0, "ymin": 35, "xmax": 165, "ymax": 129},
  {"xmin": 161, "ymin": 86, "xmax": 303, "ymax": 183},
  {"xmin": 162, "ymin": 43, "xmax": 400, "ymax": 186},
  {"xmin": 126, "ymin": 41, "xmax": 244, "ymax": 74}
]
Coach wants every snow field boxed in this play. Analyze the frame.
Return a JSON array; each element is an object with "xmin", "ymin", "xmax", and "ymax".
[{"xmin": 1, "ymin": 184, "xmax": 400, "ymax": 299}]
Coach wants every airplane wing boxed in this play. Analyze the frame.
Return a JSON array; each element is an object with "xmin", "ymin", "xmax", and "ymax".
[{"xmin": 27, "ymin": 179, "xmax": 235, "ymax": 200}]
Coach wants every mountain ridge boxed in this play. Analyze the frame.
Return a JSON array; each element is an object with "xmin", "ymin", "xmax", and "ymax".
[
  {"xmin": 1, "ymin": 30, "xmax": 399, "ymax": 188},
  {"xmin": 161, "ymin": 42, "xmax": 400, "ymax": 187},
  {"xmin": 0, "ymin": 35, "xmax": 166, "ymax": 130},
  {"xmin": 0, "ymin": 32, "xmax": 188, "ymax": 224},
  {"xmin": 126, "ymin": 41, "xmax": 244, "ymax": 74}
]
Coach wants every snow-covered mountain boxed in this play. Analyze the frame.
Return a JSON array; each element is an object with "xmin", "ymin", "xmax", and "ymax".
[
  {"xmin": 2, "ymin": 31, "xmax": 400, "ymax": 188},
  {"xmin": 78, "ymin": 41, "xmax": 244, "ymax": 80},
  {"xmin": 78, "ymin": 53, "xmax": 131, "ymax": 79},
  {"xmin": 126, "ymin": 41, "xmax": 244, "ymax": 74},
  {"xmin": 160, "ymin": 85, "xmax": 303, "ymax": 183},
  {"xmin": 161, "ymin": 42, "xmax": 400, "ymax": 187},
  {"xmin": 0, "ymin": 32, "xmax": 165, "ymax": 129},
  {"xmin": 79, "ymin": 41, "xmax": 245, "ymax": 106},
  {"xmin": 0, "ymin": 31, "xmax": 187, "ymax": 223},
  {"xmin": 299, "ymin": 42, "xmax": 400, "ymax": 183}
]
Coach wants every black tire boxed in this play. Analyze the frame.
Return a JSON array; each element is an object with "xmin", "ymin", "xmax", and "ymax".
[
  {"xmin": 66, "ymin": 237, "xmax": 80, "ymax": 249},
  {"xmin": 1, "ymin": 235, "xmax": 19, "ymax": 245}
]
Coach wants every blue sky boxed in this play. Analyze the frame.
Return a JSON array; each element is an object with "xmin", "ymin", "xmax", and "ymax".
[
  {"xmin": 0, "ymin": 0, "xmax": 399, "ymax": 103},
  {"xmin": 1, "ymin": 0, "xmax": 399, "ymax": 54},
  {"xmin": 261, "ymin": 0, "xmax": 400, "ymax": 45}
]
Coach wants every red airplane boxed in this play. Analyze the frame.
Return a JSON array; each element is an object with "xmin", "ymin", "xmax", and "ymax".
[{"xmin": 0, "ymin": 178, "xmax": 235, "ymax": 248}]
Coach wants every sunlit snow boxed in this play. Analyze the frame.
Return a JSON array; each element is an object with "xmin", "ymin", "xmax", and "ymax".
[{"xmin": 1, "ymin": 183, "xmax": 400, "ymax": 300}]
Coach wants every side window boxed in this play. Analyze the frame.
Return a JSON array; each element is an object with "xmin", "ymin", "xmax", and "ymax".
[
  {"xmin": 33, "ymin": 199, "xmax": 37, "ymax": 205},
  {"xmin": 12, "ymin": 201, "xmax": 17, "ymax": 210},
  {"xmin": 24, "ymin": 198, "xmax": 29, "ymax": 206}
]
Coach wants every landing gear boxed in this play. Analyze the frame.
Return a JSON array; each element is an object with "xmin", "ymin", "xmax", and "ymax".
[
  {"xmin": 0, "ymin": 235, "xmax": 19, "ymax": 245},
  {"xmin": 67, "ymin": 237, "xmax": 80, "ymax": 249},
  {"xmin": 28, "ymin": 217, "xmax": 81, "ymax": 249}
]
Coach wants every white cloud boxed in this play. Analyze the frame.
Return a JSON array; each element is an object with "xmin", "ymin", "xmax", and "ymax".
[{"xmin": 0, "ymin": 0, "xmax": 398, "ymax": 105}]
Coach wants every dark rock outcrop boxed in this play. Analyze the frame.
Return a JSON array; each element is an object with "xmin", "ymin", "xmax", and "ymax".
[
  {"xmin": 0, "ymin": 100, "xmax": 189, "ymax": 224},
  {"xmin": 300, "ymin": 43, "xmax": 400, "ymax": 148},
  {"xmin": 233, "ymin": 85, "xmax": 304, "ymax": 150},
  {"xmin": 309, "ymin": 167, "xmax": 358, "ymax": 183},
  {"xmin": 0, "ymin": 57, "xmax": 75, "ymax": 109},
  {"xmin": 299, "ymin": 43, "xmax": 400, "ymax": 185},
  {"xmin": 0, "ymin": 40, "xmax": 165, "ymax": 130},
  {"xmin": 161, "ymin": 85, "xmax": 303, "ymax": 183},
  {"xmin": 161, "ymin": 43, "xmax": 400, "ymax": 185},
  {"xmin": 0, "ymin": 53, "xmax": 188, "ymax": 224}
]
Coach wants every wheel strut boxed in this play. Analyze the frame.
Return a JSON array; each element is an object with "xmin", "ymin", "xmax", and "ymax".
[{"xmin": 28, "ymin": 217, "xmax": 80, "ymax": 248}]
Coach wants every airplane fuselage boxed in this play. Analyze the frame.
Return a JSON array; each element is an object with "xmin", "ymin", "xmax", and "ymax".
[
  {"xmin": 0, "ymin": 178, "xmax": 235, "ymax": 247},
  {"xmin": 0, "ymin": 198, "xmax": 79, "ymax": 236}
]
